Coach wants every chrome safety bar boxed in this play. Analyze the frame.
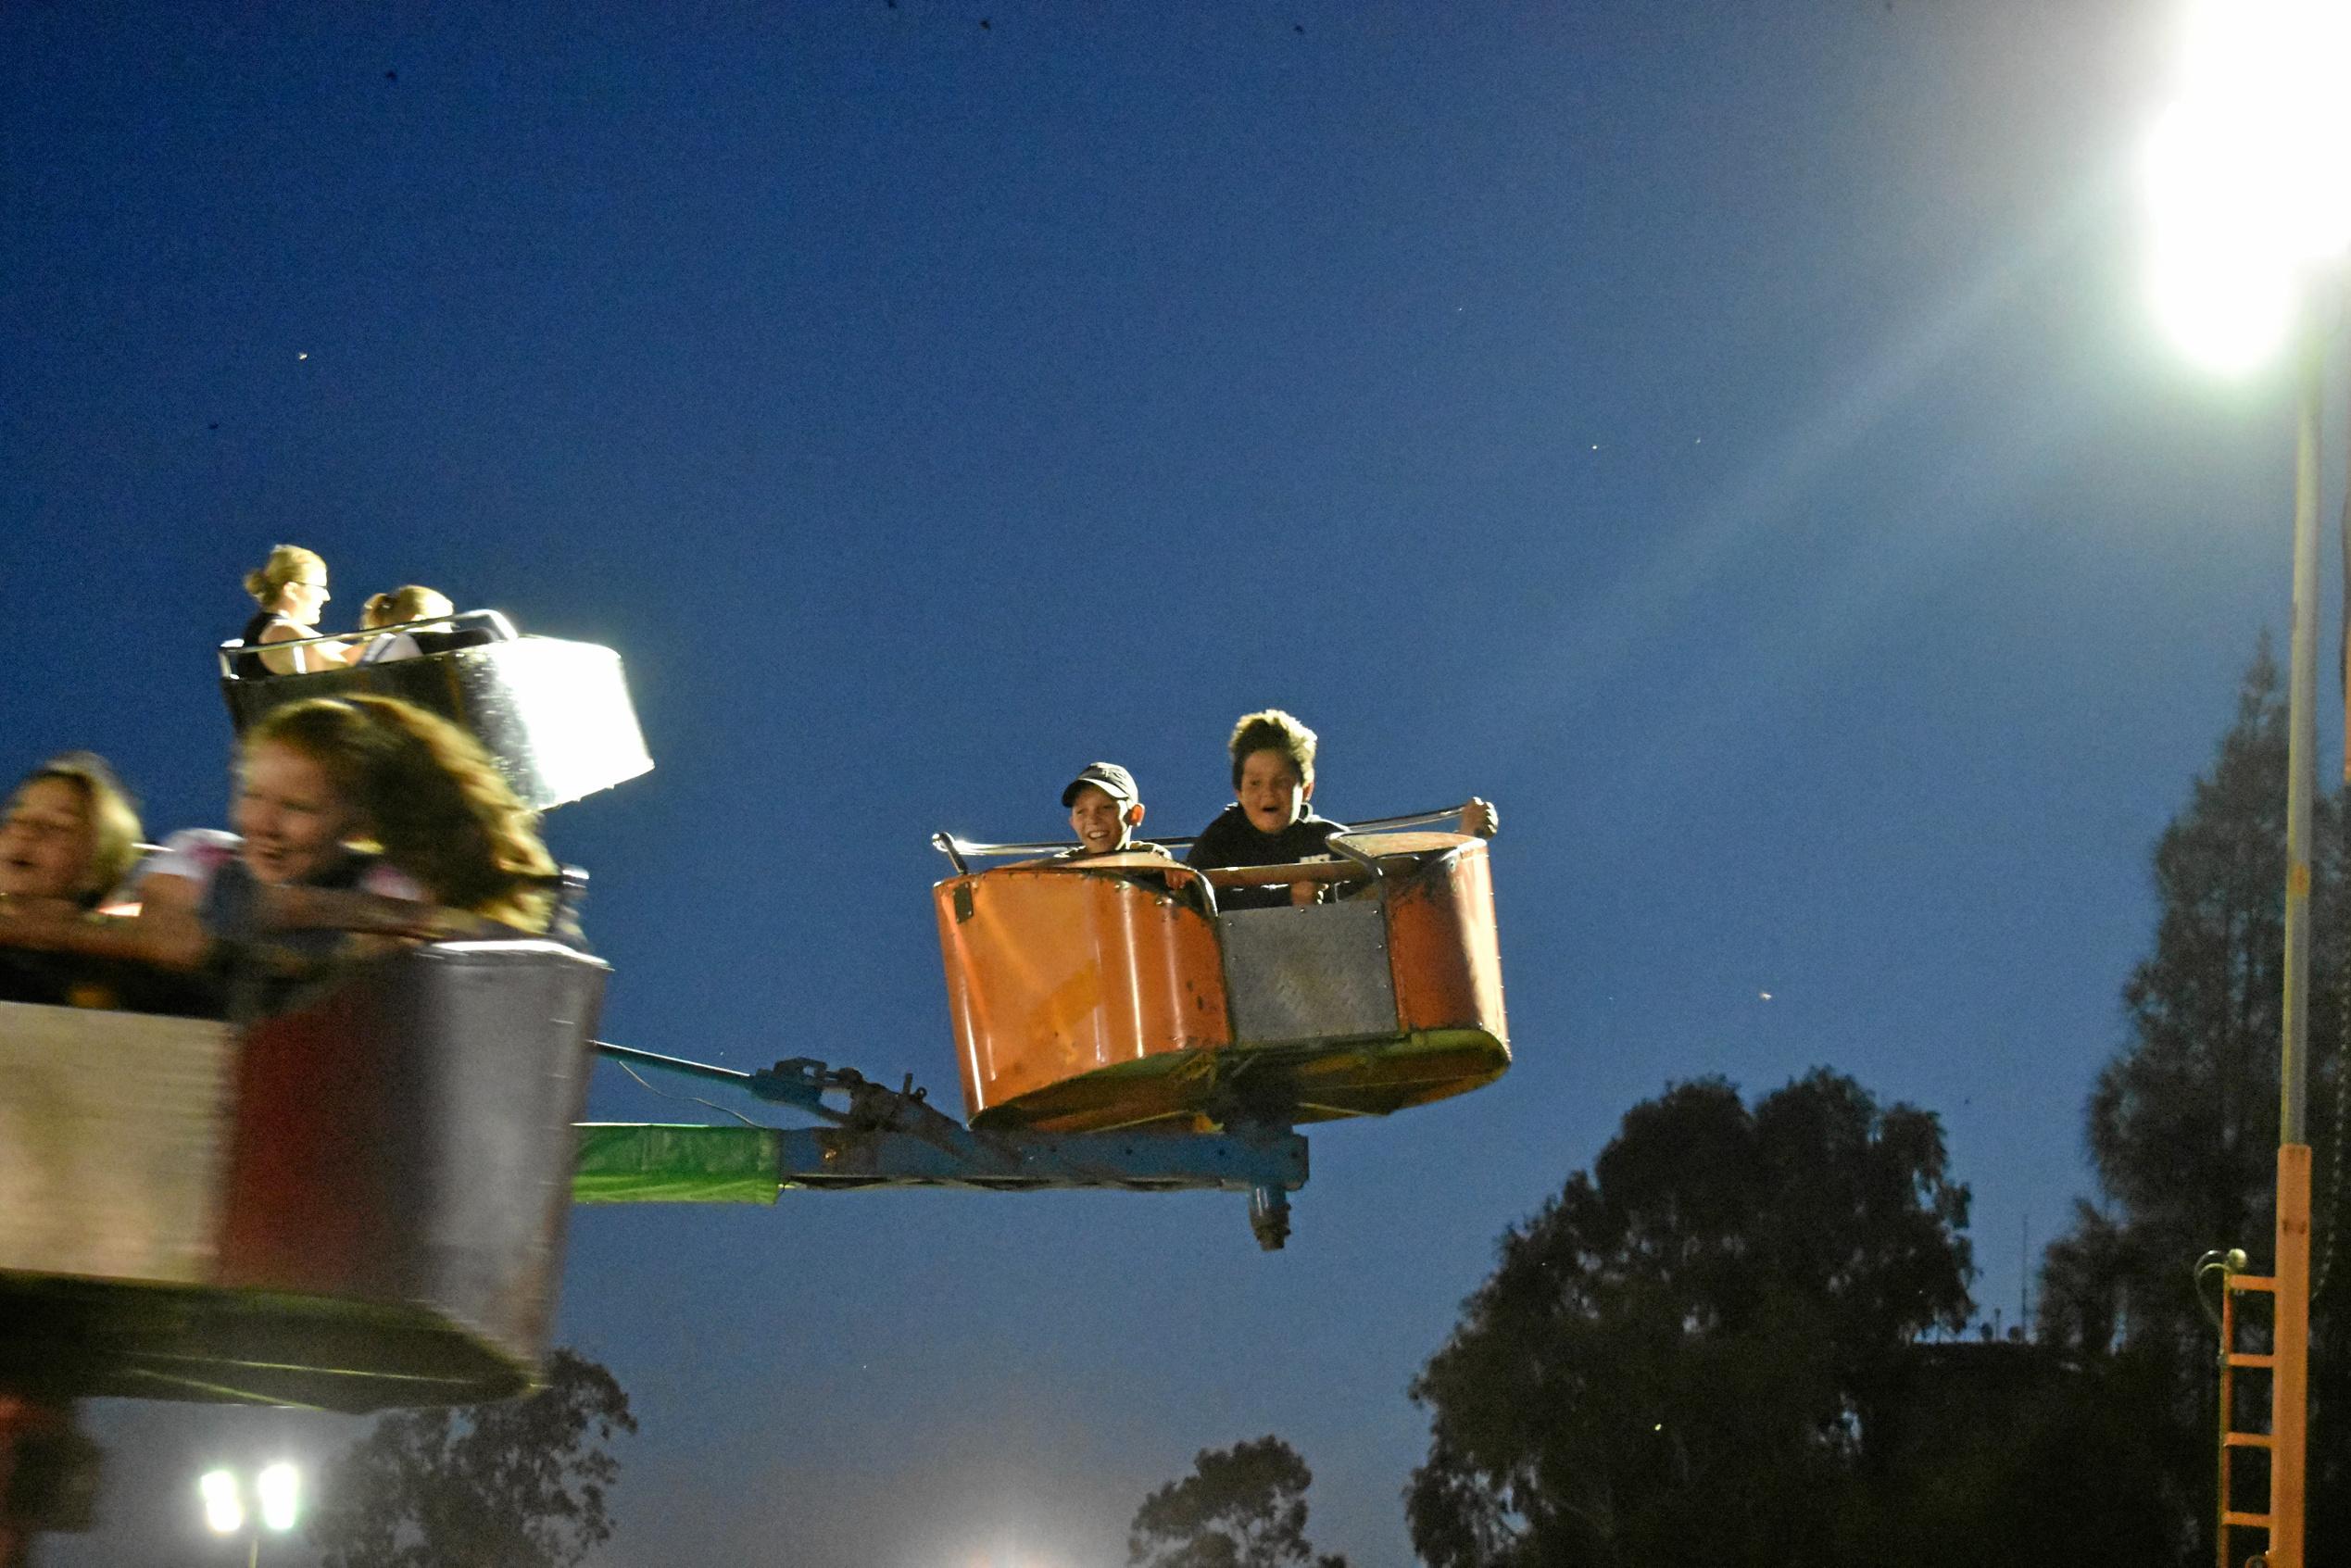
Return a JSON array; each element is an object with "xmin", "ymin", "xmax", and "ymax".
[
  {"xmin": 216, "ymin": 609, "xmax": 520, "ymax": 676},
  {"xmin": 929, "ymin": 804, "xmax": 1475, "ymax": 869}
]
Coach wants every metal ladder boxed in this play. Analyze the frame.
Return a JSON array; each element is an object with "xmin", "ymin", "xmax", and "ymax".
[
  {"xmin": 2216, "ymin": 1147, "xmax": 2311, "ymax": 1568},
  {"xmin": 2219, "ymin": 1266, "xmax": 2281, "ymax": 1567}
]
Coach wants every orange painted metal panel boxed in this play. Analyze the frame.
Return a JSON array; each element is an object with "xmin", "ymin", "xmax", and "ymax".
[
  {"xmin": 935, "ymin": 864, "xmax": 1230, "ymax": 1125},
  {"xmin": 2274, "ymin": 1143, "xmax": 2311, "ymax": 1568},
  {"xmin": 1375, "ymin": 834, "xmax": 1508, "ymax": 1047}
]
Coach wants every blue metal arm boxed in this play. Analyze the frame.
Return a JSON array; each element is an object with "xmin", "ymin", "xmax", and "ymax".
[{"xmin": 587, "ymin": 1042, "xmax": 1306, "ymax": 1248}]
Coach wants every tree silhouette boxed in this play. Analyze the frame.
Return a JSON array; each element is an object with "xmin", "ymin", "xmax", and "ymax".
[
  {"xmin": 2037, "ymin": 641, "xmax": 2351, "ymax": 1562},
  {"xmin": 1406, "ymin": 1071, "xmax": 1973, "ymax": 1568},
  {"xmin": 2078, "ymin": 640, "xmax": 2342, "ymax": 1353},
  {"xmin": 1129, "ymin": 1436, "xmax": 1347, "ymax": 1568},
  {"xmin": 308, "ymin": 1348, "xmax": 637, "ymax": 1568}
]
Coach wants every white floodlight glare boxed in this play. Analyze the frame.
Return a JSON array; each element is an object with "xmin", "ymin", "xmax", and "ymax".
[
  {"xmin": 256, "ymin": 1462, "xmax": 300, "ymax": 1532},
  {"xmin": 2145, "ymin": 0, "xmax": 2351, "ymax": 370},
  {"xmin": 198, "ymin": 1469, "xmax": 244, "ymax": 1536}
]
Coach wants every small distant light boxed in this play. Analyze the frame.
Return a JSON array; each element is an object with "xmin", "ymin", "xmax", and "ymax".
[
  {"xmin": 1590, "ymin": 444, "xmax": 1598, "ymax": 451},
  {"xmin": 296, "ymin": 352, "xmax": 308, "ymax": 361},
  {"xmin": 1653, "ymin": 1423, "xmax": 1664, "ymax": 1431},
  {"xmin": 199, "ymin": 1470, "xmax": 244, "ymax": 1535},
  {"xmin": 257, "ymin": 1462, "xmax": 300, "ymax": 1531},
  {"xmin": 1759, "ymin": 991, "xmax": 1772, "ymax": 1000}
]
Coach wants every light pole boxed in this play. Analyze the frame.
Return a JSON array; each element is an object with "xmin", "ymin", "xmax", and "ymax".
[
  {"xmin": 2147, "ymin": 5, "xmax": 2351, "ymax": 1565},
  {"xmin": 198, "ymin": 1462, "xmax": 299, "ymax": 1568}
]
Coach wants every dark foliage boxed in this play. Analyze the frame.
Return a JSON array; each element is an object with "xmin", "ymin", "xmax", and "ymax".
[
  {"xmin": 308, "ymin": 1348, "xmax": 637, "ymax": 1568},
  {"xmin": 2038, "ymin": 641, "xmax": 2351, "ymax": 1563},
  {"xmin": 1129, "ymin": 1435, "xmax": 1348, "ymax": 1568},
  {"xmin": 1405, "ymin": 1070, "xmax": 1974, "ymax": 1568}
]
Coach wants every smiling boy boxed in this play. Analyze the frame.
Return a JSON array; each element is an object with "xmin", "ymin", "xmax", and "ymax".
[{"xmin": 1055, "ymin": 762, "xmax": 1164, "ymax": 860}]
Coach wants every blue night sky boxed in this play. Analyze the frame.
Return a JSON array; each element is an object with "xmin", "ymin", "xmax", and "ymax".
[{"xmin": 3, "ymin": 3, "xmax": 2332, "ymax": 1564}]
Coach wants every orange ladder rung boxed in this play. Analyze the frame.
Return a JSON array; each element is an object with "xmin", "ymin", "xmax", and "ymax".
[
  {"xmin": 2230, "ymin": 1353, "xmax": 2278, "ymax": 1368},
  {"xmin": 2223, "ymin": 1510, "xmax": 2275, "ymax": 1528},
  {"xmin": 2224, "ymin": 1432, "xmax": 2276, "ymax": 1449},
  {"xmin": 2230, "ymin": 1274, "xmax": 2279, "ymax": 1293}
]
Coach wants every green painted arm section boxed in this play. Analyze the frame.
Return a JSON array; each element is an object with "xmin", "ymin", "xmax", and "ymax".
[{"xmin": 572, "ymin": 1123, "xmax": 781, "ymax": 1205}]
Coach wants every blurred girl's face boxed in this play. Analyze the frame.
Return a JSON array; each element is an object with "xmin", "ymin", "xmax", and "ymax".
[
  {"xmin": 234, "ymin": 742, "xmax": 365, "ymax": 885},
  {"xmin": 0, "ymin": 777, "xmax": 94, "ymax": 898}
]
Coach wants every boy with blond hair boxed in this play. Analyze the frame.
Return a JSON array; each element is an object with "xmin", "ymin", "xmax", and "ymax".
[{"xmin": 1186, "ymin": 709, "xmax": 1496, "ymax": 909}]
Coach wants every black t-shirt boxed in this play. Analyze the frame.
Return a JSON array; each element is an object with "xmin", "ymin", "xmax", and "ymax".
[
  {"xmin": 1185, "ymin": 805, "xmax": 1347, "ymax": 910},
  {"xmin": 233, "ymin": 610, "xmax": 300, "ymax": 680}
]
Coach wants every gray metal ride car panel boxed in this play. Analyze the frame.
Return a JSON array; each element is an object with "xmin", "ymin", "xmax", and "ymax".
[{"xmin": 1217, "ymin": 900, "xmax": 1397, "ymax": 1046}]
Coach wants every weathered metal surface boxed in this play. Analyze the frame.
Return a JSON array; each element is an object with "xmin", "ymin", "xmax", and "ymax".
[
  {"xmin": 1364, "ymin": 833, "xmax": 1509, "ymax": 1046},
  {"xmin": 0, "ymin": 941, "xmax": 606, "ymax": 1411},
  {"xmin": 933, "ymin": 835, "xmax": 1509, "ymax": 1133},
  {"xmin": 220, "ymin": 634, "xmax": 653, "ymax": 810},
  {"xmin": 935, "ymin": 865, "xmax": 1231, "ymax": 1124},
  {"xmin": 0, "ymin": 1004, "xmax": 236, "ymax": 1286},
  {"xmin": 1219, "ymin": 901, "xmax": 1395, "ymax": 1046}
]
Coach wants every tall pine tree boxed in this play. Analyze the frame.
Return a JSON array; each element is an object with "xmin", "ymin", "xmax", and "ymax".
[{"xmin": 2039, "ymin": 640, "xmax": 2351, "ymax": 1560}]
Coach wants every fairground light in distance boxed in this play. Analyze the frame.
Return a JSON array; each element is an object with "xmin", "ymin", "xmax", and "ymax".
[
  {"xmin": 254, "ymin": 1462, "xmax": 298, "ymax": 1533},
  {"xmin": 2144, "ymin": 0, "xmax": 2351, "ymax": 371},
  {"xmin": 196, "ymin": 1463, "xmax": 299, "ymax": 1535},
  {"xmin": 196, "ymin": 1471, "xmax": 242, "ymax": 1536}
]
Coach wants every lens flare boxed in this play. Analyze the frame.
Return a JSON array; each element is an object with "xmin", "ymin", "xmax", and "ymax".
[
  {"xmin": 198, "ymin": 1470, "xmax": 243, "ymax": 1535},
  {"xmin": 257, "ymin": 1462, "xmax": 300, "ymax": 1531},
  {"xmin": 2145, "ymin": 0, "xmax": 2351, "ymax": 370}
]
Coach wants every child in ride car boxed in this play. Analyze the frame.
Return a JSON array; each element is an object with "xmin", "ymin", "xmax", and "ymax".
[
  {"xmin": 1185, "ymin": 709, "xmax": 1498, "ymax": 909},
  {"xmin": 1056, "ymin": 762, "xmax": 1165, "ymax": 860},
  {"xmin": 1184, "ymin": 710, "xmax": 1346, "ymax": 909}
]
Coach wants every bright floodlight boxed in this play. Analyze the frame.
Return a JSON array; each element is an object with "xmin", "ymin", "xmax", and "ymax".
[
  {"xmin": 257, "ymin": 1462, "xmax": 300, "ymax": 1532},
  {"xmin": 198, "ymin": 1469, "xmax": 244, "ymax": 1536},
  {"xmin": 2145, "ymin": 0, "xmax": 2351, "ymax": 370}
]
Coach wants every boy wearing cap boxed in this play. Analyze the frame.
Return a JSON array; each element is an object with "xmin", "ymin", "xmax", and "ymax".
[{"xmin": 1057, "ymin": 763, "xmax": 1167, "ymax": 860}]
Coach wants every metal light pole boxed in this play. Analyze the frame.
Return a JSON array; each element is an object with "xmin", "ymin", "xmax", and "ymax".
[
  {"xmin": 2262, "ymin": 314, "xmax": 2323, "ymax": 1568},
  {"xmin": 2144, "ymin": 6, "xmax": 2351, "ymax": 1562}
]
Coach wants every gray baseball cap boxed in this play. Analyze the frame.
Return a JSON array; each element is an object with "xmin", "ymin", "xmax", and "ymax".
[{"xmin": 1061, "ymin": 762, "xmax": 1139, "ymax": 807}]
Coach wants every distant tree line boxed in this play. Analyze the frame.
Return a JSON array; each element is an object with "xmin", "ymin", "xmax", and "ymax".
[{"xmin": 310, "ymin": 1348, "xmax": 636, "ymax": 1568}]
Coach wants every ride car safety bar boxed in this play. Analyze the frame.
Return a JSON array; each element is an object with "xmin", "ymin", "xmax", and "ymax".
[
  {"xmin": 215, "ymin": 608, "xmax": 518, "ymax": 675},
  {"xmin": 927, "ymin": 804, "xmax": 1475, "ymax": 874}
]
